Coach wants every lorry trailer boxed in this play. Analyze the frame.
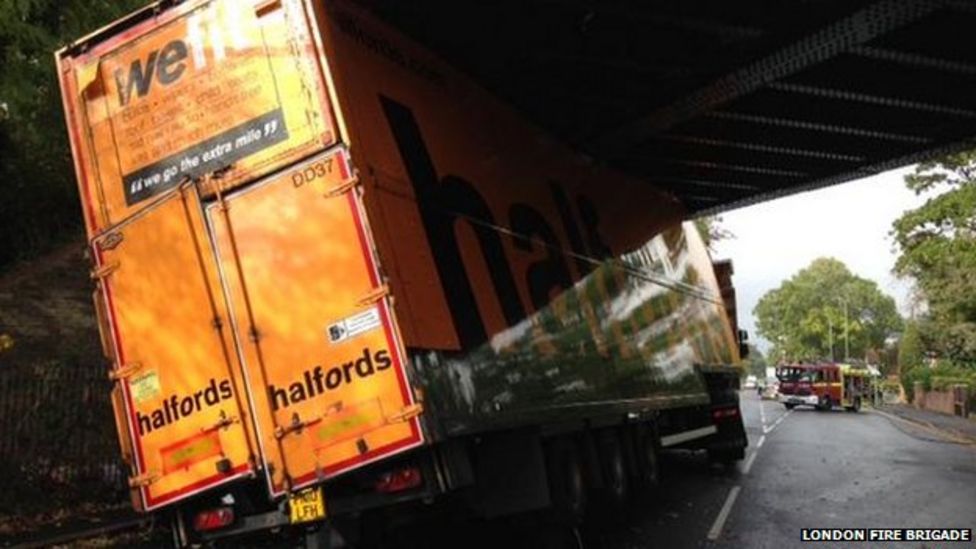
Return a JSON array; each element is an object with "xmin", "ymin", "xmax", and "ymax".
[{"xmin": 56, "ymin": 0, "xmax": 749, "ymax": 544}]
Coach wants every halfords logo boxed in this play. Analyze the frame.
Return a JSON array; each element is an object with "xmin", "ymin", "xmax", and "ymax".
[
  {"xmin": 136, "ymin": 378, "xmax": 233, "ymax": 435},
  {"xmin": 114, "ymin": 5, "xmax": 250, "ymax": 106},
  {"xmin": 269, "ymin": 347, "xmax": 392, "ymax": 411}
]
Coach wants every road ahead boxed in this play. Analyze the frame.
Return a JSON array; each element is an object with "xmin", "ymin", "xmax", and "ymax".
[{"xmin": 397, "ymin": 391, "xmax": 976, "ymax": 549}]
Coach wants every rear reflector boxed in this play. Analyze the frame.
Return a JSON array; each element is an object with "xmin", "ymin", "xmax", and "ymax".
[
  {"xmin": 712, "ymin": 407, "xmax": 740, "ymax": 420},
  {"xmin": 374, "ymin": 466, "xmax": 422, "ymax": 494},
  {"xmin": 193, "ymin": 507, "xmax": 235, "ymax": 532}
]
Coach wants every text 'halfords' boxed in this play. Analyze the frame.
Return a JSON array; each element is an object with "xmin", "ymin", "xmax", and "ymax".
[
  {"xmin": 137, "ymin": 378, "xmax": 233, "ymax": 435},
  {"xmin": 269, "ymin": 347, "xmax": 392, "ymax": 411}
]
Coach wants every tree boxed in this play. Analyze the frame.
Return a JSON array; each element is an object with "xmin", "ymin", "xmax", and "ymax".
[
  {"xmin": 744, "ymin": 344, "xmax": 767, "ymax": 379},
  {"xmin": 694, "ymin": 215, "xmax": 733, "ymax": 252},
  {"xmin": 891, "ymin": 152, "xmax": 976, "ymax": 364},
  {"xmin": 897, "ymin": 321, "xmax": 924, "ymax": 374},
  {"xmin": 754, "ymin": 258, "xmax": 902, "ymax": 363},
  {"xmin": 0, "ymin": 0, "xmax": 146, "ymax": 269}
]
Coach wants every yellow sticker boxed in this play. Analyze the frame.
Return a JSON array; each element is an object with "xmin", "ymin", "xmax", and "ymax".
[{"xmin": 130, "ymin": 370, "xmax": 161, "ymax": 404}]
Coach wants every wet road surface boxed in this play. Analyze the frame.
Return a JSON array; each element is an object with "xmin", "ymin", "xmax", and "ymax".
[{"xmin": 396, "ymin": 391, "xmax": 976, "ymax": 549}]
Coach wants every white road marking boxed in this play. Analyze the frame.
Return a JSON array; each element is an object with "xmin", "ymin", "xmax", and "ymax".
[
  {"xmin": 756, "ymin": 435, "xmax": 766, "ymax": 449},
  {"xmin": 759, "ymin": 399, "xmax": 767, "ymax": 426},
  {"xmin": 763, "ymin": 409, "xmax": 792, "ymax": 434},
  {"xmin": 707, "ymin": 485, "xmax": 741, "ymax": 541},
  {"xmin": 741, "ymin": 449, "xmax": 758, "ymax": 475}
]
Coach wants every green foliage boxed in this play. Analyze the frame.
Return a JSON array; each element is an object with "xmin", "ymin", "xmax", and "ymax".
[
  {"xmin": 897, "ymin": 321, "xmax": 924, "ymax": 372},
  {"xmin": 744, "ymin": 344, "xmax": 767, "ymax": 379},
  {"xmin": 0, "ymin": 0, "xmax": 146, "ymax": 269},
  {"xmin": 754, "ymin": 257, "xmax": 902, "ymax": 363},
  {"xmin": 693, "ymin": 216, "xmax": 733, "ymax": 252},
  {"xmin": 891, "ymin": 152, "xmax": 976, "ymax": 363},
  {"xmin": 901, "ymin": 361, "xmax": 976, "ymax": 402}
]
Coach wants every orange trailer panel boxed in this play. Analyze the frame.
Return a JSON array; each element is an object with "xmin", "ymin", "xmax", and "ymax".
[
  {"xmin": 59, "ymin": 0, "xmax": 337, "ymax": 234},
  {"xmin": 93, "ymin": 187, "xmax": 257, "ymax": 511},
  {"xmin": 205, "ymin": 148, "xmax": 423, "ymax": 496}
]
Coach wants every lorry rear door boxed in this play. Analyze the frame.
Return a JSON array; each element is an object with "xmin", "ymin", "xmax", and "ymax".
[
  {"xmin": 94, "ymin": 187, "xmax": 257, "ymax": 511},
  {"xmin": 205, "ymin": 148, "xmax": 424, "ymax": 496}
]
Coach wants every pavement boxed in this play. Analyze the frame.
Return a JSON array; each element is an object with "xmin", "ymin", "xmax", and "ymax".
[
  {"xmin": 876, "ymin": 404, "xmax": 976, "ymax": 445},
  {"xmin": 388, "ymin": 391, "xmax": 976, "ymax": 549}
]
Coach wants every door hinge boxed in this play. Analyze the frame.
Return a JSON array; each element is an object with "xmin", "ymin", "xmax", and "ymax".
[
  {"xmin": 324, "ymin": 177, "xmax": 360, "ymax": 198},
  {"xmin": 357, "ymin": 284, "xmax": 390, "ymax": 306},
  {"xmin": 91, "ymin": 262, "xmax": 119, "ymax": 280},
  {"xmin": 98, "ymin": 232, "xmax": 124, "ymax": 251},
  {"xmin": 386, "ymin": 403, "xmax": 424, "ymax": 423},
  {"xmin": 128, "ymin": 471, "xmax": 160, "ymax": 488},
  {"xmin": 108, "ymin": 362, "xmax": 143, "ymax": 381}
]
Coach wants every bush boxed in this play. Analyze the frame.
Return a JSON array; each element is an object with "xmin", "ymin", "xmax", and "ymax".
[{"xmin": 903, "ymin": 361, "xmax": 976, "ymax": 402}]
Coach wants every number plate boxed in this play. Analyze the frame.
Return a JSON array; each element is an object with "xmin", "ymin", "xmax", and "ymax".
[{"xmin": 289, "ymin": 487, "xmax": 326, "ymax": 524}]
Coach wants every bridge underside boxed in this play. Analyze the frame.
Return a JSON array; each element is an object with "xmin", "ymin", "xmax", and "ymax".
[{"xmin": 362, "ymin": 0, "xmax": 976, "ymax": 214}]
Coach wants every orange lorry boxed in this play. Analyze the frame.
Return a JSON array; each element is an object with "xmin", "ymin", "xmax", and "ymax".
[{"xmin": 57, "ymin": 0, "xmax": 748, "ymax": 544}]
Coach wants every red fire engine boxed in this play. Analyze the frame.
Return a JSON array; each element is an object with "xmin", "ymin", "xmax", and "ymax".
[{"xmin": 776, "ymin": 363, "xmax": 870, "ymax": 412}]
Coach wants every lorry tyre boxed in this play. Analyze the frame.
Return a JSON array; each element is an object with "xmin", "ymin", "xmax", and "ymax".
[
  {"xmin": 598, "ymin": 430, "xmax": 629, "ymax": 506},
  {"xmin": 547, "ymin": 439, "xmax": 587, "ymax": 524},
  {"xmin": 636, "ymin": 427, "xmax": 660, "ymax": 488},
  {"xmin": 818, "ymin": 396, "xmax": 831, "ymax": 411}
]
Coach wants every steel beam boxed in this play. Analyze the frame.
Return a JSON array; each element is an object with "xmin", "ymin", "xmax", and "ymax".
[
  {"xmin": 690, "ymin": 135, "xmax": 976, "ymax": 216},
  {"xmin": 593, "ymin": 0, "xmax": 942, "ymax": 153},
  {"xmin": 706, "ymin": 111, "xmax": 932, "ymax": 143},
  {"xmin": 849, "ymin": 45, "xmax": 976, "ymax": 76},
  {"xmin": 768, "ymin": 82, "xmax": 976, "ymax": 118},
  {"xmin": 635, "ymin": 175, "xmax": 761, "ymax": 192},
  {"xmin": 653, "ymin": 134, "xmax": 865, "ymax": 162},
  {"xmin": 641, "ymin": 157, "xmax": 807, "ymax": 178}
]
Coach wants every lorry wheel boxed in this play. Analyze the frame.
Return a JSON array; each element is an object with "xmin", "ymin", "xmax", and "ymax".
[
  {"xmin": 637, "ymin": 428, "xmax": 660, "ymax": 488},
  {"xmin": 547, "ymin": 439, "xmax": 587, "ymax": 524},
  {"xmin": 598, "ymin": 430, "xmax": 629, "ymax": 506},
  {"xmin": 169, "ymin": 510, "xmax": 188, "ymax": 548}
]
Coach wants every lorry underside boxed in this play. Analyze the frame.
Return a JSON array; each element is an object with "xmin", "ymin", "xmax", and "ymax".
[{"xmin": 172, "ymin": 367, "xmax": 746, "ymax": 546}]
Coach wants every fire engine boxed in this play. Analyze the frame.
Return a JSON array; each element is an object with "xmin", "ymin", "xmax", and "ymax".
[{"xmin": 776, "ymin": 363, "xmax": 870, "ymax": 412}]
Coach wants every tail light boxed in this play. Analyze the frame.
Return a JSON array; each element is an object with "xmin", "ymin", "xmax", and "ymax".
[
  {"xmin": 193, "ymin": 507, "xmax": 235, "ymax": 532},
  {"xmin": 712, "ymin": 407, "xmax": 739, "ymax": 421},
  {"xmin": 374, "ymin": 466, "xmax": 422, "ymax": 494}
]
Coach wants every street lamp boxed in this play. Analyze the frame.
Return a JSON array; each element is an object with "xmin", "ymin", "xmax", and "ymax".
[
  {"xmin": 827, "ymin": 314, "xmax": 834, "ymax": 361},
  {"xmin": 834, "ymin": 297, "xmax": 850, "ymax": 362}
]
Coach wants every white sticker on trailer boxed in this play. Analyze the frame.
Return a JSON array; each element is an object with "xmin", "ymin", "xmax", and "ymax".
[
  {"xmin": 129, "ymin": 370, "xmax": 161, "ymax": 404},
  {"xmin": 327, "ymin": 306, "xmax": 382, "ymax": 344}
]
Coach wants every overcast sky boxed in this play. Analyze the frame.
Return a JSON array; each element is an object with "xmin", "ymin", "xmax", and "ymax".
[{"xmin": 711, "ymin": 166, "xmax": 926, "ymax": 353}]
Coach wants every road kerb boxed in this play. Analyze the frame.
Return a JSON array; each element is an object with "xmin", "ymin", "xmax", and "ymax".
[{"xmin": 869, "ymin": 408, "xmax": 975, "ymax": 446}]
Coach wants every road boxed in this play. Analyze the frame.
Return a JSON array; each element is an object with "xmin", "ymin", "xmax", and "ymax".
[
  {"xmin": 392, "ymin": 391, "xmax": 976, "ymax": 549},
  {"xmin": 63, "ymin": 391, "xmax": 973, "ymax": 548}
]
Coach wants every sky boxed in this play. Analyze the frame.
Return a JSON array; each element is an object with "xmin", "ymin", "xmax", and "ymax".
[{"xmin": 711, "ymin": 166, "xmax": 927, "ymax": 354}]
